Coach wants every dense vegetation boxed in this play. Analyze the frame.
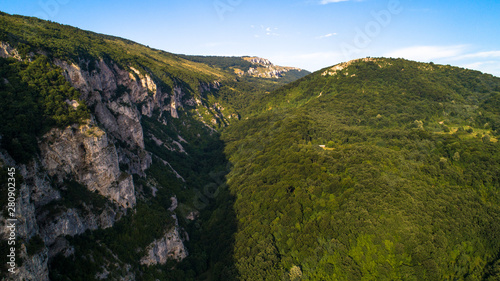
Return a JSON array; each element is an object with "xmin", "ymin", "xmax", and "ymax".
[
  {"xmin": 218, "ymin": 58, "xmax": 500, "ymax": 280},
  {"xmin": 0, "ymin": 56, "xmax": 89, "ymax": 162}
]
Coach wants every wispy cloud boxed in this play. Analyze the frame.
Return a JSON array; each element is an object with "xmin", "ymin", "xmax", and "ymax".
[
  {"xmin": 316, "ymin": 33, "xmax": 338, "ymax": 39},
  {"xmin": 273, "ymin": 51, "xmax": 346, "ymax": 71},
  {"xmin": 455, "ymin": 50, "xmax": 500, "ymax": 60},
  {"xmin": 320, "ymin": 0, "xmax": 351, "ymax": 4},
  {"xmin": 385, "ymin": 45, "xmax": 500, "ymax": 77},
  {"xmin": 253, "ymin": 26, "xmax": 280, "ymax": 37},
  {"xmin": 319, "ymin": 0, "xmax": 361, "ymax": 4},
  {"xmin": 461, "ymin": 61, "xmax": 498, "ymax": 69},
  {"xmin": 385, "ymin": 45, "xmax": 468, "ymax": 61}
]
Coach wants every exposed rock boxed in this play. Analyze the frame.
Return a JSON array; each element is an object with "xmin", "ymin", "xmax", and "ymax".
[
  {"xmin": 140, "ymin": 217, "xmax": 188, "ymax": 265},
  {"xmin": 198, "ymin": 80, "xmax": 221, "ymax": 93},
  {"xmin": 99, "ymin": 207, "xmax": 118, "ymax": 229},
  {"xmin": 322, "ymin": 58, "xmax": 389, "ymax": 76},
  {"xmin": 0, "ymin": 153, "xmax": 51, "ymax": 280},
  {"xmin": 40, "ymin": 123, "xmax": 136, "ymax": 208},
  {"xmin": 170, "ymin": 86, "xmax": 183, "ymax": 118},
  {"xmin": 40, "ymin": 208, "xmax": 98, "ymax": 245},
  {"xmin": 14, "ymin": 248, "xmax": 50, "ymax": 281},
  {"xmin": 116, "ymin": 147, "xmax": 152, "ymax": 177},
  {"xmin": 168, "ymin": 196, "xmax": 178, "ymax": 212},
  {"xmin": 157, "ymin": 158, "xmax": 186, "ymax": 182},
  {"xmin": 244, "ymin": 56, "xmax": 272, "ymax": 66},
  {"xmin": 186, "ymin": 211, "xmax": 200, "ymax": 221},
  {"xmin": 239, "ymin": 56, "xmax": 303, "ymax": 78},
  {"xmin": 172, "ymin": 140, "xmax": 186, "ymax": 154},
  {"xmin": 55, "ymin": 59, "xmax": 147, "ymax": 149},
  {"xmin": 107, "ymin": 95, "xmax": 145, "ymax": 149},
  {"xmin": 49, "ymin": 237, "xmax": 75, "ymax": 259},
  {"xmin": 0, "ymin": 41, "xmax": 21, "ymax": 60}
]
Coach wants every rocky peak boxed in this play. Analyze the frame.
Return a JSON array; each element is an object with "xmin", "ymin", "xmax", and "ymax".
[
  {"xmin": 238, "ymin": 56, "xmax": 305, "ymax": 79},
  {"xmin": 244, "ymin": 56, "xmax": 272, "ymax": 66}
]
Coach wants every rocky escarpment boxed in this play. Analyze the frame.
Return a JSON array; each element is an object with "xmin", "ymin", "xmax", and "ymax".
[
  {"xmin": 54, "ymin": 56, "xmax": 229, "ymax": 149},
  {"xmin": 0, "ymin": 148, "xmax": 123, "ymax": 281},
  {"xmin": 0, "ymin": 152, "xmax": 50, "ymax": 281},
  {"xmin": 140, "ymin": 225, "xmax": 188, "ymax": 265},
  {"xmin": 0, "ymin": 38, "xmax": 240, "ymax": 279},
  {"xmin": 140, "ymin": 197, "xmax": 188, "ymax": 265},
  {"xmin": 0, "ymin": 41, "xmax": 21, "ymax": 60},
  {"xmin": 40, "ymin": 122, "xmax": 135, "ymax": 208},
  {"xmin": 237, "ymin": 56, "xmax": 303, "ymax": 78},
  {"xmin": 321, "ymin": 57, "xmax": 392, "ymax": 76}
]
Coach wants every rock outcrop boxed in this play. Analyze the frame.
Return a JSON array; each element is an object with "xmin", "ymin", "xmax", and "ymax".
[
  {"xmin": 0, "ymin": 41, "xmax": 21, "ymax": 60},
  {"xmin": 141, "ymin": 197, "xmax": 188, "ymax": 265},
  {"xmin": 40, "ymin": 123, "xmax": 136, "ymax": 208},
  {"xmin": 240, "ymin": 56, "xmax": 303, "ymax": 78},
  {"xmin": 140, "ymin": 223, "xmax": 188, "ymax": 265},
  {"xmin": 0, "ymin": 148, "xmax": 122, "ymax": 281}
]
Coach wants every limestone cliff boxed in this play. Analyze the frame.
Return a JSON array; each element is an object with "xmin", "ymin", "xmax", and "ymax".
[
  {"xmin": 140, "ymin": 219, "xmax": 188, "ymax": 265},
  {"xmin": 40, "ymin": 123, "xmax": 136, "ymax": 208},
  {"xmin": 140, "ymin": 198, "xmax": 188, "ymax": 265},
  {"xmin": 238, "ymin": 56, "xmax": 304, "ymax": 78},
  {"xmin": 0, "ymin": 36, "xmax": 240, "ymax": 279},
  {"xmin": 0, "ymin": 147, "xmax": 123, "ymax": 281}
]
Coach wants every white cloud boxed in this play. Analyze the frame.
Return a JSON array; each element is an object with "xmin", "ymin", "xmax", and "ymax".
[
  {"xmin": 456, "ymin": 50, "xmax": 500, "ymax": 60},
  {"xmin": 385, "ymin": 45, "xmax": 467, "ymax": 61},
  {"xmin": 258, "ymin": 26, "xmax": 279, "ymax": 36},
  {"xmin": 320, "ymin": 0, "xmax": 352, "ymax": 4},
  {"xmin": 271, "ymin": 51, "xmax": 346, "ymax": 71},
  {"xmin": 461, "ymin": 61, "xmax": 497, "ymax": 69},
  {"xmin": 385, "ymin": 45, "xmax": 500, "ymax": 77},
  {"xmin": 386, "ymin": 45, "xmax": 466, "ymax": 61},
  {"xmin": 316, "ymin": 33, "xmax": 338, "ymax": 39}
]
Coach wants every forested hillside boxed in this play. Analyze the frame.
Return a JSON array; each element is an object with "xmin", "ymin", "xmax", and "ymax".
[{"xmin": 221, "ymin": 58, "xmax": 500, "ymax": 280}]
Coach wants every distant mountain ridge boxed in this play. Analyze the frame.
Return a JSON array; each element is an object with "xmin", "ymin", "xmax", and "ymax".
[{"xmin": 178, "ymin": 54, "xmax": 310, "ymax": 82}]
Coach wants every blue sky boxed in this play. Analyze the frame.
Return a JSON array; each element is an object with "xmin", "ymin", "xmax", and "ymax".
[{"xmin": 1, "ymin": 0, "xmax": 500, "ymax": 76}]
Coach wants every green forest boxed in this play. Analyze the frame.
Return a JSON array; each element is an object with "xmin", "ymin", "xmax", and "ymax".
[{"xmin": 219, "ymin": 58, "xmax": 500, "ymax": 280}]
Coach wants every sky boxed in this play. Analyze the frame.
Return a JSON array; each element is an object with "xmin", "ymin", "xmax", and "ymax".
[{"xmin": 1, "ymin": 0, "xmax": 500, "ymax": 76}]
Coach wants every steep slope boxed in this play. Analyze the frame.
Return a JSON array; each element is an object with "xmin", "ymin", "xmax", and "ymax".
[
  {"xmin": 0, "ymin": 11, "xmax": 304, "ymax": 281},
  {"xmin": 221, "ymin": 58, "xmax": 500, "ymax": 280}
]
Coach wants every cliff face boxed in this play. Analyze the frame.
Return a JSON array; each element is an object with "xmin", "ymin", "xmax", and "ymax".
[
  {"xmin": 40, "ymin": 123, "xmax": 136, "ymax": 208},
  {"xmin": 140, "ymin": 224, "xmax": 188, "ymax": 265},
  {"xmin": 0, "ymin": 42, "xmax": 205, "ymax": 280},
  {"xmin": 0, "ymin": 153, "xmax": 52, "ymax": 281},
  {"xmin": 140, "ymin": 198, "xmax": 188, "ymax": 265}
]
